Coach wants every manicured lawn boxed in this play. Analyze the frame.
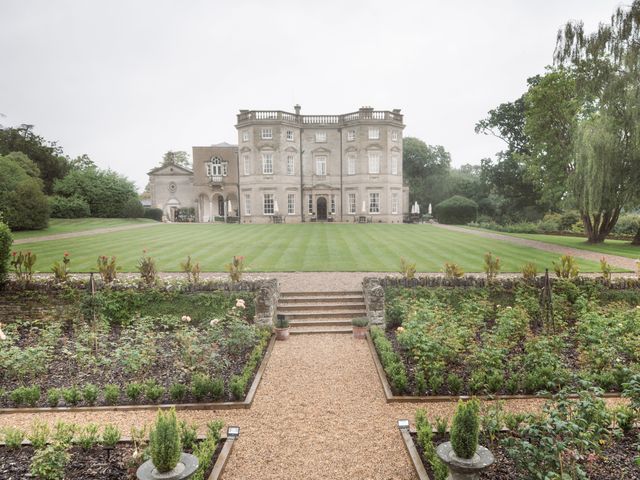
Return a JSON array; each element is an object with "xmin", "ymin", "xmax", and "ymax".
[
  {"xmin": 13, "ymin": 223, "xmax": 605, "ymax": 272},
  {"xmin": 10, "ymin": 218, "xmax": 157, "ymax": 240},
  {"xmin": 507, "ymin": 232, "xmax": 640, "ymax": 260}
]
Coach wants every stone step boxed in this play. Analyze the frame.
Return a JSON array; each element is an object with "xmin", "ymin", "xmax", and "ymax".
[
  {"xmin": 279, "ymin": 310, "xmax": 366, "ymax": 320},
  {"xmin": 277, "ymin": 303, "xmax": 365, "ymax": 312},
  {"xmin": 279, "ymin": 291, "xmax": 363, "ymax": 299},
  {"xmin": 278, "ymin": 295, "xmax": 365, "ymax": 305},
  {"xmin": 289, "ymin": 319, "xmax": 353, "ymax": 328},
  {"xmin": 289, "ymin": 326, "xmax": 353, "ymax": 335}
]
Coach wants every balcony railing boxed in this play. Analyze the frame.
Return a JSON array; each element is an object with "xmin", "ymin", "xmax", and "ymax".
[
  {"xmin": 236, "ymin": 109, "xmax": 403, "ymax": 125},
  {"xmin": 208, "ymin": 175, "xmax": 223, "ymax": 184}
]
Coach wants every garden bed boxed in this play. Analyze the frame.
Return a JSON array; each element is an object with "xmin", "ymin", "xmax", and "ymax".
[
  {"xmin": 0, "ymin": 286, "xmax": 274, "ymax": 410},
  {"xmin": 405, "ymin": 429, "xmax": 640, "ymax": 480},
  {"xmin": 372, "ymin": 281, "xmax": 640, "ymax": 399},
  {"xmin": 0, "ymin": 432, "xmax": 232, "ymax": 480}
]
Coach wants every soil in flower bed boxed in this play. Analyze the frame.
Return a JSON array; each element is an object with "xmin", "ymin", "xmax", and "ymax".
[
  {"xmin": 0, "ymin": 290, "xmax": 269, "ymax": 408},
  {"xmin": 411, "ymin": 430, "xmax": 640, "ymax": 480},
  {"xmin": 0, "ymin": 441, "xmax": 224, "ymax": 479},
  {"xmin": 381, "ymin": 282, "xmax": 640, "ymax": 397}
]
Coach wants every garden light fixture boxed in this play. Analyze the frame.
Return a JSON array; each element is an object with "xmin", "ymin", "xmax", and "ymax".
[
  {"xmin": 227, "ymin": 426, "xmax": 240, "ymax": 438},
  {"xmin": 397, "ymin": 419, "xmax": 410, "ymax": 430}
]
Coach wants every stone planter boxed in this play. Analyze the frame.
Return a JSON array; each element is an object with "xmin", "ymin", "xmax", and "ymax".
[
  {"xmin": 435, "ymin": 442, "xmax": 494, "ymax": 480},
  {"xmin": 136, "ymin": 452, "xmax": 199, "ymax": 480},
  {"xmin": 275, "ymin": 327, "xmax": 290, "ymax": 341},
  {"xmin": 352, "ymin": 326, "xmax": 368, "ymax": 339}
]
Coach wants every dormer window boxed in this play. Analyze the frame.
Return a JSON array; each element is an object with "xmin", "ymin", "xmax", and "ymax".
[{"xmin": 206, "ymin": 157, "xmax": 227, "ymax": 179}]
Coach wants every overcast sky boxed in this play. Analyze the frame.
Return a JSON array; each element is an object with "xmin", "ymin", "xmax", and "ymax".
[{"xmin": 0, "ymin": 0, "xmax": 625, "ymax": 191}]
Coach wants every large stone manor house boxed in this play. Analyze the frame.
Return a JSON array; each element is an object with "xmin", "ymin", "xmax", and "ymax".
[{"xmin": 148, "ymin": 106, "xmax": 409, "ymax": 223}]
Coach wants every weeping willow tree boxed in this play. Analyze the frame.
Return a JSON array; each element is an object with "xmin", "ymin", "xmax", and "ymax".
[
  {"xmin": 571, "ymin": 114, "xmax": 632, "ymax": 243},
  {"xmin": 554, "ymin": 1, "xmax": 640, "ymax": 243}
]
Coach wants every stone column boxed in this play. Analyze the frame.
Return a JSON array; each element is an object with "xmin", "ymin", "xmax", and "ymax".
[
  {"xmin": 363, "ymin": 277, "xmax": 385, "ymax": 326},
  {"xmin": 253, "ymin": 278, "xmax": 279, "ymax": 326}
]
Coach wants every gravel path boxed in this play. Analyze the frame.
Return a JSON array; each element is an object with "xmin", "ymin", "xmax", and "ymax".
[
  {"xmin": 433, "ymin": 224, "xmax": 639, "ymax": 270},
  {"xmin": 3, "ymin": 334, "xmax": 624, "ymax": 479},
  {"xmin": 13, "ymin": 222, "xmax": 162, "ymax": 245}
]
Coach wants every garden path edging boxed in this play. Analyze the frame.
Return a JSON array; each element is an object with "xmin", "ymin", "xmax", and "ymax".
[{"xmin": 0, "ymin": 336, "xmax": 275, "ymax": 415}]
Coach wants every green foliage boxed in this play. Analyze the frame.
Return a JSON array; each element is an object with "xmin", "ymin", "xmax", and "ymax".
[
  {"xmin": 180, "ymin": 255, "xmax": 201, "ymax": 284},
  {"xmin": 53, "ymin": 167, "xmax": 138, "ymax": 218},
  {"xmin": 97, "ymin": 255, "xmax": 119, "ymax": 283},
  {"xmin": 143, "ymin": 207, "xmax": 164, "ymax": 222},
  {"xmin": 399, "ymin": 257, "xmax": 416, "ymax": 280},
  {"xmin": 434, "ymin": 195, "xmax": 478, "ymax": 224},
  {"xmin": 29, "ymin": 444, "xmax": 70, "ymax": 480},
  {"xmin": 434, "ymin": 416, "xmax": 448, "ymax": 436},
  {"xmin": 101, "ymin": 424, "xmax": 121, "ymax": 448},
  {"xmin": 351, "ymin": 317, "xmax": 368, "ymax": 327},
  {"xmin": 138, "ymin": 250, "xmax": 158, "ymax": 286},
  {"xmin": 450, "ymin": 399, "xmax": 480, "ymax": 459},
  {"xmin": 122, "ymin": 198, "xmax": 144, "ymax": 218},
  {"xmin": 1, "ymin": 426, "xmax": 25, "ymax": 448},
  {"xmin": 52, "ymin": 422, "xmax": 75, "ymax": 447},
  {"xmin": 447, "ymin": 374, "xmax": 463, "ymax": 395},
  {"xmin": 415, "ymin": 409, "xmax": 448, "ymax": 480},
  {"xmin": 521, "ymin": 262, "xmax": 538, "ymax": 280},
  {"xmin": 82, "ymin": 384, "xmax": 99, "ymax": 406},
  {"xmin": 125, "ymin": 382, "xmax": 144, "ymax": 403},
  {"xmin": 402, "ymin": 137, "xmax": 452, "ymax": 210},
  {"xmin": 599, "ymin": 257, "xmax": 613, "ymax": 282},
  {"xmin": 179, "ymin": 421, "xmax": 198, "ymax": 450},
  {"xmin": 10, "ymin": 250, "xmax": 37, "ymax": 282},
  {"xmin": 553, "ymin": 254, "xmax": 579, "ymax": 279},
  {"xmin": 47, "ymin": 388, "xmax": 61, "ymax": 407},
  {"xmin": 623, "ymin": 374, "xmax": 640, "ymax": 412},
  {"xmin": 50, "ymin": 252, "xmax": 71, "ymax": 283},
  {"xmin": 28, "ymin": 421, "xmax": 50, "ymax": 450},
  {"xmin": 191, "ymin": 422, "xmax": 222, "ymax": 480},
  {"xmin": 0, "ymin": 221, "xmax": 13, "ymax": 285},
  {"xmin": 61, "ymin": 386, "xmax": 81, "ymax": 406},
  {"xmin": 103, "ymin": 384, "xmax": 120, "ymax": 405},
  {"xmin": 149, "ymin": 408, "xmax": 182, "ymax": 473},
  {"xmin": 483, "ymin": 252, "xmax": 500, "ymax": 283},
  {"xmin": 76, "ymin": 423, "xmax": 99, "ymax": 450},
  {"xmin": 371, "ymin": 326, "xmax": 408, "ymax": 393},
  {"xmin": 48, "ymin": 195, "xmax": 90, "ymax": 218},
  {"xmin": 442, "ymin": 262, "xmax": 464, "ymax": 279},
  {"xmin": 169, "ymin": 383, "xmax": 187, "ymax": 402},
  {"xmin": 11, "ymin": 385, "xmax": 41, "ymax": 407},
  {"xmin": 191, "ymin": 373, "xmax": 221, "ymax": 401},
  {"xmin": 224, "ymin": 255, "xmax": 246, "ymax": 282},
  {"xmin": 144, "ymin": 380, "xmax": 165, "ymax": 403}
]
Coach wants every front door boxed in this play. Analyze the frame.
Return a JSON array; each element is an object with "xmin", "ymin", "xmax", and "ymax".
[
  {"xmin": 317, "ymin": 197, "xmax": 327, "ymax": 221},
  {"xmin": 218, "ymin": 196, "xmax": 225, "ymax": 217}
]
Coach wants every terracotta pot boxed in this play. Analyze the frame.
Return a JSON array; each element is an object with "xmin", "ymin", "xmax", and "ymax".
[
  {"xmin": 352, "ymin": 326, "xmax": 368, "ymax": 339},
  {"xmin": 275, "ymin": 327, "xmax": 290, "ymax": 340}
]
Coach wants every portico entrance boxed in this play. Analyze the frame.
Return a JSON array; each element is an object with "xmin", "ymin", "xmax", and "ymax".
[{"xmin": 316, "ymin": 197, "xmax": 327, "ymax": 221}]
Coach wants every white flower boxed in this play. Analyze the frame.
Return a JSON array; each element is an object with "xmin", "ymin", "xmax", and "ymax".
[
  {"xmin": 235, "ymin": 299, "xmax": 246, "ymax": 309},
  {"xmin": 181, "ymin": 315, "xmax": 191, "ymax": 322},
  {"xmin": 0, "ymin": 324, "xmax": 6, "ymax": 341},
  {"xmin": 506, "ymin": 306, "xmax": 512, "ymax": 310},
  {"xmin": 210, "ymin": 319, "xmax": 220, "ymax": 327}
]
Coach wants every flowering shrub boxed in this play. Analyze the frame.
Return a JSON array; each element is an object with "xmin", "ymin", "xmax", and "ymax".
[
  {"xmin": 442, "ymin": 262, "xmax": 464, "ymax": 279},
  {"xmin": 180, "ymin": 255, "xmax": 201, "ymax": 284},
  {"xmin": 51, "ymin": 252, "xmax": 71, "ymax": 283},
  {"xmin": 483, "ymin": 252, "xmax": 500, "ymax": 283},
  {"xmin": 97, "ymin": 255, "xmax": 119, "ymax": 283},
  {"xmin": 553, "ymin": 254, "xmax": 579, "ymax": 279},
  {"xmin": 0, "ymin": 221, "xmax": 12, "ymax": 286},
  {"xmin": 521, "ymin": 262, "xmax": 538, "ymax": 281},
  {"xmin": 399, "ymin": 257, "xmax": 416, "ymax": 280},
  {"xmin": 599, "ymin": 257, "xmax": 613, "ymax": 283},
  {"xmin": 225, "ymin": 255, "xmax": 246, "ymax": 283}
]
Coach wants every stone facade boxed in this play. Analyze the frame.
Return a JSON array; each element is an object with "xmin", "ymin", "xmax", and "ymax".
[{"xmin": 149, "ymin": 106, "xmax": 409, "ymax": 223}]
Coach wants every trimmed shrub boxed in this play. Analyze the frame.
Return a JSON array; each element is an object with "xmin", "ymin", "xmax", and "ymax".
[
  {"xmin": 149, "ymin": 408, "xmax": 182, "ymax": 473},
  {"xmin": 48, "ymin": 195, "xmax": 90, "ymax": 218},
  {"xmin": 450, "ymin": 399, "xmax": 480, "ymax": 459},
  {"xmin": 434, "ymin": 195, "xmax": 478, "ymax": 225},
  {"xmin": 0, "ymin": 221, "xmax": 12, "ymax": 285},
  {"xmin": 613, "ymin": 214, "xmax": 640, "ymax": 235},
  {"xmin": 144, "ymin": 207, "xmax": 163, "ymax": 222},
  {"xmin": 122, "ymin": 198, "xmax": 144, "ymax": 218},
  {"xmin": 4, "ymin": 178, "xmax": 50, "ymax": 230}
]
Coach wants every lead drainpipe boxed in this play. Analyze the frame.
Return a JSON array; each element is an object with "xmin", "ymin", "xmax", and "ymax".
[
  {"xmin": 339, "ymin": 127, "xmax": 343, "ymax": 222},
  {"xmin": 300, "ymin": 126, "xmax": 304, "ymax": 222}
]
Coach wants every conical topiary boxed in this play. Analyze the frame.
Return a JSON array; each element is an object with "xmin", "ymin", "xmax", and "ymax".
[
  {"xmin": 450, "ymin": 399, "xmax": 480, "ymax": 459},
  {"xmin": 149, "ymin": 408, "xmax": 182, "ymax": 473}
]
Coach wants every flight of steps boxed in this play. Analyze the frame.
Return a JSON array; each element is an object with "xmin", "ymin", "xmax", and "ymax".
[{"xmin": 277, "ymin": 290, "xmax": 366, "ymax": 334}]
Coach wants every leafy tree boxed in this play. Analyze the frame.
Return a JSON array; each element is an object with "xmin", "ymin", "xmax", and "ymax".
[
  {"xmin": 0, "ymin": 153, "xmax": 49, "ymax": 230},
  {"xmin": 403, "ymin": 137, "xmax": 451, "ymax": 209},
  {"xmin": 0, "ymin": 125, "xmax": 69, "ymax": 194},
  {"xmin": 68, "ymin": 154, "xmax": 96, "ymax": 171},
  {"xmin": 53, "ymin": 167, "xmax": 139, "ymax": 218},
  {"xmin": 161, "ymin": 150, "xmax": 190, "ymax": 168},
  {"xmin": 553, "ymin": 1, "xmax": 640, "ymax": 243}
]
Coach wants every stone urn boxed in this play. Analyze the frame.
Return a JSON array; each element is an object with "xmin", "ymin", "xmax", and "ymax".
[
  {"xmin": 136, "ymin": 452, "xmax": 199, "ymax": 480},
  {"xmin": 435, "ymin": 442, "xmax": 494, "ymax": 480}
]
